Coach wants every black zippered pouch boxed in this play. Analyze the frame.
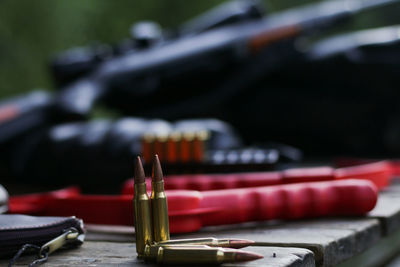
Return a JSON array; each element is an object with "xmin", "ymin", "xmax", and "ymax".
[{"xmin": 0, "ymin": 214, "xmax": 85, "ymax": 258}]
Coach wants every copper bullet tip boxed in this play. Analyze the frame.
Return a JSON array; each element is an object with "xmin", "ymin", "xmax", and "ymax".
[
  {"xmin": 228, "ymin": 239, "xmax": 256, "ymax": 249},
  {"xmin": 134, "ymin": 156, "xmax": 146, "ymax": 184},
  {"xmin": 152, "ymin": 154, "xmax": 163, "ymax": 182},
  {"xmin": 234, "ymin": 251, "xmax": 264, "ymax": 262}
]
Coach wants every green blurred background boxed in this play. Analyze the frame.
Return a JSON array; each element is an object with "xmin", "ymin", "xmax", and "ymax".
[{"xmin": 0, "ymin": 0, "xmax": 397, "ymax": 99}]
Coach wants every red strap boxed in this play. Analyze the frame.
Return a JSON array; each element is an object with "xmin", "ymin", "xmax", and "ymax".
[
  {"xmin": 8, "ymin": 180, "xmax": 377, "ymax": 234},
  {"xmin": 335, "ymin": 161, "xmax": 392, "ymax": 189},
  {"xmin": 122, "ymin": 162, "xmax": 391, "ymax": 194}
]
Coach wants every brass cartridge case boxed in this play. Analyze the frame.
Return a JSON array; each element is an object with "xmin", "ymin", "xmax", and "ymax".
[
  {"xmin": 154, "ymin": 135, "xmax": 168, "ymax": 161},
  {"xmin": 181, "ymin": 132, "xmax": 195, "ymax": 162},
  {"xmin": 141, "ymin": 134, "xmax": 155, "ymax": 164},
  {"xmin": 144, "ymin": 245, "xmax": 246, "ymax": 264},
  {"xmin": 134, "ymin": 183, "xmax": 153, "ymax": 255},
  {"xmin": 151, "ymin": 180, "xmax": 170, "ymax": 242},
  {"xmin": 193, "ymin": 130, "xmax": 209, "ymax": 162},
  {"xmin": 166, "ymin": 132, "xmax": 181, "ymax": 163},
  {"xmin": 157, "ymin": 237, "xmax": 255, "ymax": 248},
  {"xmin": 157, "ymin": 237, "xmax": 229, "ymax": 247}
]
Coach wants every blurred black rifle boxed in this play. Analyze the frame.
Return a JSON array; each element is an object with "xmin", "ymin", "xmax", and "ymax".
[
  {"xmin": 249, "ymin": 25, "xmax": 400, "ymax": 154},
  {"xmin": 0, "ymin": 0, "xmax": 398, "ymax": 155}
]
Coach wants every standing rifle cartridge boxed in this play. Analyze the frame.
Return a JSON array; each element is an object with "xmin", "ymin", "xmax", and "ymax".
[
  {"xmin": 193, "ymin": 130, "xmax": 209, "ymax": 162},
  {"xmin": 181, "ymin": 132, "xmax": 195, "ymax": 162},
  {"xmin": 154, "ymin": 134, "xmax": 168, "ymax": 162},
  {"xmin": 151, "ymin": 155, "xmax": 170, "ymax": 242},
  {"xmin": 142, "ymin": 134, "xmax": 155, "ymax": 164},
  {"xmin": 143, "ymin": 245, "xmax": 263, "ymax": 264},
  {"xmin": 166, "ymin": 132, "xmax": 181, "ymax": 163},
  {"xmin": 133, "ymin": 156, "xmax": 153, "ymax": 255},
  {"xmin": 157, "ymin": 237, "xmax": 255, "ymax": 248}
]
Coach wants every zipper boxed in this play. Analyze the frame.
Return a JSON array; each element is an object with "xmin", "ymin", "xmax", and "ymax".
[
  {"xmin": 0, "ymin": 217, "xmax": 83, "ymax": 257},
  {"xmin": 7, "ymin": 228, "xmax": 84, "ymax": 267}
]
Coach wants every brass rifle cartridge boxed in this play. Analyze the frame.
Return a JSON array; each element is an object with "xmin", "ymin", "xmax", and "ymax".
[
  {"xmin": 157, "ymin": 237, "xmax": 255, "ymax": 248},
  {"xmin": 193, "ymin": 130, "xmax": 209, "ymax": 162},
  {"xmin": 166, "ymin": 132, "xmax": 181, "ymax": 163},
  {"xmin": 141, "ymin": 134, "xmax": 155, "ymax": 164},
  {"xmin": 143, "ymin": 244, "xmax": 263, "ymax": 264},
  {"xmin": 181, "ymin": 132, "xmax": 195, "ymax": 162},
  {"xmin": 151, "ymin": 155, "xmax": 170, "ymax": 242},
  {"xmin": 154, "ymin": 135, "xmax": 168, "ymax": 161},
  {"xmin": 133, "ymin": 157, "xmax": 153, "ymax": 255}
]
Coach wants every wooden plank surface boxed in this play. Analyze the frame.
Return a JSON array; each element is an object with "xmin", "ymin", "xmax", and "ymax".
[
  {"xmin": 3, "ymin": 242, "xmax": 315, "ymax": 267},
  {"xmin": 368, "ymin": 184, "xmax": 400, "ymax": 234},
  {"xmin": 338, "ymin": 228, "xmax": 400, "ymax": 267},
  {"xmin": 335, "ymin": 183, "xmax": 400, "ymax": 267},
  {"xmin": 174, "ymin": 218, "xmax": 381, "ymax": 267}
]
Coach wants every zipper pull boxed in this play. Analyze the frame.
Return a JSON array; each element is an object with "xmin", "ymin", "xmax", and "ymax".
[{"xmin": 39, "ymin": 227, "xmax": 83, "ymax": 256}]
